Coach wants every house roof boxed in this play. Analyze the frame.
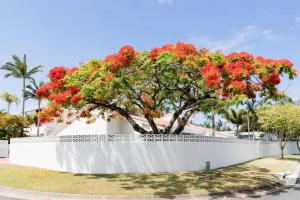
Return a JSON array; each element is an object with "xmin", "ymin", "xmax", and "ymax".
[{"xmin": 131, "ymin": 114, "xmax": 234, "ymax": 138}]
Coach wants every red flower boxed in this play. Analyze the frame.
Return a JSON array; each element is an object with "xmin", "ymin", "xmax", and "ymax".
[
  {"xmin": 149, "ymin": 42, "xmax": 197, "ymax": 61},
  {"xmin": 201, "ymin": 62, "xmax": 221, "ymax": 89},
  {"xmin": 71, "ymin": 95, "xmax": 82, "ymax": 105},
  {"xmin": 104, "ymin": 73, "xmax": 114, "ymax": 82},
  {"xmin": 49, "ymin": 92, "xmax": 69, "ymax": 104},
  {"xmin": 68, "ymin": 86, "xmax": 80, "ymax": 95},
  {"xmin": 226, "ymin": 52, "xmax": 254, "ymax": 61},
  {"xmin": 39, "ymin": 116, "xmax": 47, "ymax": 123},
  {"xmin": 149, "ymin": 48, "xmax": 160, "ymax": 60},
  {"xmin": 141, "ymin": 95, "xmax": 153, "ymax": 107},
  {"xmin": 105, "ymin": 53, "xmax": 126, "ymax": 72},
  {"xmin": 36, "ymin": 85, "xmax": 50, "ymax": 98},
  {"xmin": 174, "ymin": 42, "xmax": 197, "ymax": 61},
  {"xmin": 48, "ymin": 66, "xmax": 68, "ymax": 82},
  {"xmin": 119, "ymin": 45, "xmax": 135, "ymax": 60},
  {"xmin": 231, "ymin": 80, "xmax": 247, "ymax": 92},
  {"xmin": 68, "ymin": 67, "xmax": 79, "ymax": 75},
  {"xmin": 200, "ymin": 48, "xmax": 209, "ymax": 54}
]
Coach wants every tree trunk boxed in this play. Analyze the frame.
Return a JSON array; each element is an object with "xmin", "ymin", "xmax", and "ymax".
[
  {"xmin": 211, "ymin": 111, "xmax": 216, "ymax": 137},
  {"xmin": 279, "ymin": 137, "xmax": 285, "ymax": 159},
  {"xmin": 247, "ymin": 114, "xmax": 250, "ymax": 140},
  {"xmin": 22, "ymin": 77, "xmax": 25, "ymax": 116},
  {"xmin": 236, "ymin": 124, "xmax": 240, "ymax": 139},
  {"xmin": 173, "ymin": 107, "xmax": 197, "ymax": 134},
  {"xmin": 37, "ymin": 100, "xmax": 41, "ymax": 137},
  {"xmin": 297, "ymin": 140, "xmax": 300, "ymax": 153}
]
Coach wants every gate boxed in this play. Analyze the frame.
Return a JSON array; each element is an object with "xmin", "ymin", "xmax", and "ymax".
[{"xmin": 0, "ymin": 140, "xmax": 9, "ymax": 158}]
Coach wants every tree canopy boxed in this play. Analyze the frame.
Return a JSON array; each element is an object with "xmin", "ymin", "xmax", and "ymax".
[
  {"xmin": 36, "ymin": 42, "xmax": 297, "ymax": 134},
  {"xmin": 257, "ymin": 104, "xmax": 300, "ymax": 158},
  {"xmin": 0, "ymin": 113, "xmax": 33, "ymax": 140},
  {"xmin": 0, "ymin": 91, "xmax": 19, "ymax": 114}
]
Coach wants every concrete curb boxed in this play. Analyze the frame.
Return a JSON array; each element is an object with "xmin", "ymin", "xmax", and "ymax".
[{"xmin": 284, "ymin": 163, "xmax": 300, "ymax": 185}]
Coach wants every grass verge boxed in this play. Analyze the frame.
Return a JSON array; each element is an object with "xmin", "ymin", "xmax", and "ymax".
[{"xmin": 0, "ymin": 155, "xmax": 299, "ymax": 196}]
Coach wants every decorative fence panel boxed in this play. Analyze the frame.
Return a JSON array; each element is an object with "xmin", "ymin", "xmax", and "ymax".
[
  {"xmin": 9, "ymin": 134, "xmax": 299, "ymax": 174},
  {"xmin": 0, "ymin": 140, "xmax": 9, "ymax": 158}
]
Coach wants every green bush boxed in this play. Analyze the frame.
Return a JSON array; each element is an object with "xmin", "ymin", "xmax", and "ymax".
[{"xmin": 0, "ymin": 113, "xmax": 34, "ymax": 140}]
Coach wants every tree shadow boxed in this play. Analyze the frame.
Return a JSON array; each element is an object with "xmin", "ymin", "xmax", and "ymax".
[
  {"xmin": 63, "ymin": 164, "xmax": 286, "ymax": 197},
  {"xmin": 282, "ymin": 157, "xmax": 300, "ymax": 162}
]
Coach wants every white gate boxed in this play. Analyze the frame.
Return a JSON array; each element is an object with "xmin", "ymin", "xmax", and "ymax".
[{"xmin": 0, "ymin": 140, "xmax": 9, "ymax": 158}]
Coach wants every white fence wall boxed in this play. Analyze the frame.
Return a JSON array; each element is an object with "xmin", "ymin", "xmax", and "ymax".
[
  {"xmin": 9, "ymin": 135, "xmax": 299, "ymax": 174},
  {"xmin": 0, "ymin": 140, "xmax": 9, "ymax": 158}
]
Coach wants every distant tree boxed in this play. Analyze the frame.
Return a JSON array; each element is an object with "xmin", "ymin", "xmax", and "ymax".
[
  {"xmin": 1, "ymin": 55, "xmax": 42, "ymax": 116},
  {"xmin": 240, "ymin": 100, "xmax": 259, "ymax": 139},
  {"xmin": 257, "ymin": 104, "xmax": 300, "ymax": 159},
  {"xmin": 24, "ymin": 79, "xmax": 44, "ymax": 136},
  {"xmin": 0, "ymin": 91, "xmax": 19, "ymax": 114},
  {"xmin": 263, "ymin": 92, "xmax": 293, "ymax": 105},
  {"xmin": 201, "ymin": 99, "xmax": 222, "ymax": 136},
  {"xmin": 0, "ymin": 113, "xmax": 33, "ymax": 141},
  {"xmin": 223, "ymin": 108, "xmax": 246, "ymax": 139}
]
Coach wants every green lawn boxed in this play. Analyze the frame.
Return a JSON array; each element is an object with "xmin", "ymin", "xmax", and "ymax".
[{"xmin": 0, "ymin": 155, "xmax": 299, "ymax": 196}]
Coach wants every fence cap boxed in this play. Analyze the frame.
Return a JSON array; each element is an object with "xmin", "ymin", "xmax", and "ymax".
[{"xmin": 8, "ymin": 134, "xmax": 265, "ymax": 144}]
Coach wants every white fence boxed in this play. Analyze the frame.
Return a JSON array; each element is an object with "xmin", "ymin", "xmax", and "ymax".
[
  {"xmin": 9, "ymin": 135, "xmax": 299, "ymax": 174},
  {"xmin": 0, "ymin": 140, "xmax": 9, "ymax": 158}
]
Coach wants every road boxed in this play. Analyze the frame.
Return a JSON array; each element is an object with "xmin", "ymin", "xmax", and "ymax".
[
  {"xmin": 241, "ymin": 179, "xmax": 300, "ymax": 200},
  {"xmin": 0, "ymin": 197, "xmax": 22, "ymax": 200},
  {"xmin": 0, "ymin": 180, "xmax": 299, "ymax": 200}
]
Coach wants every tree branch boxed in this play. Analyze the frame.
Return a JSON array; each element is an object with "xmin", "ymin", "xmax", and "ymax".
[{"xmin": 172, "ymin": 107, "xmax": 199, "ymax": 134}]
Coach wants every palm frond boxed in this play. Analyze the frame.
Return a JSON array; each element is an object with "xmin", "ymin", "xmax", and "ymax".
[
  {"xmin": 27, "ymin": 65, "xmax": 43, "ymax": 78},
  {"xmin": 24, "ymin": 78, "xmax": 44, "ymax": 101},
  {"xmin": 24, "ymin": 90, "xmax": 37, "ymax": 100},
  {"xmin": 12, "ymin": 55, "xmax": 23, "ymax": 66}
]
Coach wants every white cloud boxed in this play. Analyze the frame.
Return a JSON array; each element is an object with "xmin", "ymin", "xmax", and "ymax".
[
  {"xmin": 294, "ymin": 16, "xmax": 300, "ymax": 24},
  {"xmin": 158, "ymin": 0, "xmax": 175, "ymax": 5},
  {"xmin": 190, "ymin": 25, "xmax": 288, "ymax": 52}
]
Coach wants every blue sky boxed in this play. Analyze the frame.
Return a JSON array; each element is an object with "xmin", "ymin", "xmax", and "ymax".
[{"xmin": 0, "ymin": 0, "xmax": 300, "ymax": 118}]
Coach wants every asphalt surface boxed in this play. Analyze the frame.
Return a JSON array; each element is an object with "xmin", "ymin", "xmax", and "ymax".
[
  {"xmin": 237, "ymin": 179, "xmax": 300, "ymax": 200},
  {"xmin": 0, "ymin": 197, "xmax": 22, "ymax": 200},
  {"xmin": 0, "ymin": 180, "xmax": 299, "ymax": 200}
]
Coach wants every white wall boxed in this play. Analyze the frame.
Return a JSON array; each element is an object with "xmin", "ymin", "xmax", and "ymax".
[
  {"xmin": 58, "ymin": 118, "xmax": 108, "ymax": 135},
  {"xmin": 26, "ymin": 126, "xmax": 48, "ymax": 137},
  {"xmin": 9, "ymin": 136, "xmax": 299, "ymax": 174},
  {"xmin": 57, "ymin": 118, "xmax": 134, "ymax": 136},
  {"xmin": 0, "ymin": 140, "xmax": 9, "ymax": 158}
]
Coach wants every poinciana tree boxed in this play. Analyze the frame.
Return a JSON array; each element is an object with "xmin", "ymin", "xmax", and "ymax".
[{"xmin": 36, "ymin": 42, "xmax": 297, "ymax": 134}]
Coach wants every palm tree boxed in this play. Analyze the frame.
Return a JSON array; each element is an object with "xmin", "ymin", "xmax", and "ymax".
[
  {"xmin": 0, "ymin": 91, "xmax": 19, "ymax": 114},
  {"xmin": 24, "ymin": 79, "xmax": 44, "ymax": 136},
  {"xmin": 223, "ymin": 108, "xmax": 246, "ymax": 139},
  {"xmin": 1, "ymin": 55, "xmax": 42, "ymax": 116}
]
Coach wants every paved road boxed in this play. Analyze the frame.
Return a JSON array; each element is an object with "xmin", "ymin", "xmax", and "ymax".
[
  {"xmin": 0, "ymin": 180, "xmax": 299, "ymax": 200},
  {"xmin": 0, "ymin": 197, "xmax": 23, "ymax": 200},
  {"xmin": 240, "ymin": 179, "xmax": 300, "ymax": 200}
]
